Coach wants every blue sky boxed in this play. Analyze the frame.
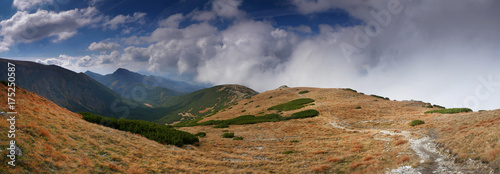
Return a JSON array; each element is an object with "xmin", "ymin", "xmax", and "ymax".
[{"xmin": 1, "ymin": 0, "xmax": 500, "ymax": 111}]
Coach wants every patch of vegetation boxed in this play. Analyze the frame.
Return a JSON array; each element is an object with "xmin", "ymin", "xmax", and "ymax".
[
  {"xmin": 288, "ymin": 109, "xmax": 320, "ymax": 119},
  {"xmin": 344, "ymin": 88, "xmax": 357, "ymax": 93},
  {"xmin": 213, "ymin": 123, "xmax": 229, "ymax": 128},
  {"xmin": 283, "ymin": 151, "xmax": 294, "ymax": 154},
  {"xmin": 177, "ymin": 109, "xmax": 320, "ymax": 128},
  {"xmin": 233, "ymin": 136, "xmax": 244, "ymax": 140},
  {"xmin": 298, "ymin": 90, "xmax": 309, "ymax": 94},
  {"xmin": 241, "ymin": 110, "xmax": 246, "ymax": 112},
  {"xmin": 255, "ymin": 105, "xmax": 260, "ymax": 108},
  {"xmin": 222, "ymin": 132, "xmax": 234, "ymax": 138},
  {"xmin": 269, "ymin": 96, "xmax": 273, "ymax": 98},
  {"xmin": 424, "ymin": 108, "xmax": 472, "ymax": 114},
  {"xmin": 355, "ymin": 106, "xmax": 362, "ymax": 109},
  {"xmin": 81, "ymin": 112, "xmax": 198, "ymax": 147},
  {"xmin": 267, "ymin": 98, "xmax": 315, "ymax": 111},
  {"xmin": 194, "ymin": 132, "xmax": 206, "ymax": 137},
  {"xmin": 370, "ymin": 95, "xmax": 389, "ymax": 100},
  {"xmin": 290, "ymin": 140, "xmax": 299, "ymax": 143},
  {"xmin": 426, "ymin": 105, "xmax": 434, "ymax": 108},
  {"xmin": 409, "ymin": 120, "xmax": 425, "ymax": 127}
]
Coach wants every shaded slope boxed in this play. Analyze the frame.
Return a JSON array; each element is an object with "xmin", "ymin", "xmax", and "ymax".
[{"xmin": 0, "ymin": 58, "xmax": 127, "ymax": 117}]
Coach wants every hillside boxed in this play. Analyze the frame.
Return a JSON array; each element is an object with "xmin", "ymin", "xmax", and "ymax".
[
  {"xmin": 0, "ymin": 84, "xmax": 272, "ymax": 173},
  {"xmin": 177, "ymin": 87, "xmax": 499, "ymax": 173},
  {"xmin": 0, "ymin": 58, "xmax": 127, "ymax": 117},
  {"xmin": 157, "ymin": 84, "xmax": 258, "ymax": 124},
  {"xmin": 0, "ymin": 84, "xmax": 497, "ymax": 173}
]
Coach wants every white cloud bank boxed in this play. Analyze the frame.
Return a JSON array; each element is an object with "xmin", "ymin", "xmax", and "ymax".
[{"xmin": 118, "ymin": 0, "xmax": 500, "ymax": 110}]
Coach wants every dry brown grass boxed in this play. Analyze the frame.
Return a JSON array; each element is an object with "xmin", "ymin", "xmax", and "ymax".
[
  {"xmin": 394, "ymin": 139, "xmax": 408, "ymax": 146},
  {"xmin": 2, "ymin": 85, "xmax": 497, "ymax": 173}
]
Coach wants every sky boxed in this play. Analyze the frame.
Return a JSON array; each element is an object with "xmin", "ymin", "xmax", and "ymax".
[{"xmin": 1, "ymin": 0, "xmax": 500, "ymax": 111}]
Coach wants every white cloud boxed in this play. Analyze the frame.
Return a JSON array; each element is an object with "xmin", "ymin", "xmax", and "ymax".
[
  {"xmin": 189, "ymin": 0, "xmax": 245, "ymax": 21},
  {"xmin": 0, "ymin": 7, "xmax": 101, "ymax": 52},
  {"xmin": 158, "ymin": 13, "xmax": 183, "ymax": 28},
  {"xmin": 121, "ymin": 46, "xmax": 149, "ymax": 62},
  {"xmin": 77, "ymin": 55, "xmax": 94, "ymax": 67},
  {"xmin": 104, "ymin": 12, "xmax": 146, "ymax": 30},
  {"xmin": 212, "ymin": 0, "xmax": 245, "ymax": 19},
  {"xmin": 88, "ymin": 41, "xmax": 120, "ymax": 52},
  {"xmin": 13, "ymin": 0, "xmax": 53, "ymax": 10},
  {"xmin": 35, "ymin": 55, "xmax": 73, "ymax": 67},
  {"xmin": 97, "ymin": 50, "xmax": 119, "ymax": 64}
]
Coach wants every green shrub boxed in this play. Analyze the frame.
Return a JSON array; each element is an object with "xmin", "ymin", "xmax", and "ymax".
[
  {"xmin": 269, "ymin": 96, "xmax": 273, "ymax": 98},
  {"xmin": 298, "ymin": 90, "xmax": 309, "ymax": 94},
  {"xmin": 424, "ymin": 108, "xmax": 472, "ymax": 114},
  {"xmin": 370, "ymin": 95, "xmax": 389, "ymax": 100},
  {"xmin": 214, "ymin": 123, "xmax": 229, "ymax": 128},
  {"xmin": 233, "ymin": 136, "xmax": 244, "ymax": 140},
  {"xmin": 256, "ymin": 105, "xmax": 260, "ymax": 108},
  {"xmin": 426, "ymin": 105, "xmax": 433, "ymax": 108},
  {"xmin": 81, "ymin": 112, "xmax": 198, "ymax": 147},
  {"xmin": 355, "ymin": 106, "xmax": 362, "ymax": 109},
  {"xmin": 290, "ymin": 140, "xmax": 299, "ymax": 143},
  {"xmin": 195, "ymin": 132, "xmax": 206, "ymax": 137},
  {"xmin": 267, "ymin": 98, "xmax": 315, "ymax": 111},
  {"xmin": 409, "ymin": 120, "xmax": 425, "ymax": 126},
  {"xmin": 287, "ymin": 109, "xmax": 320, "ymax": 119},
  {"xmin": 222, "ymin": 132, "xmax": 235, "ymax": 138},
  {"xmin": 282, "ymin": 151, "xmax": 294, "ymax": 154},
  {"xmin": 241, "ymin": 110, "xmax": 246, "ymax": 112}
]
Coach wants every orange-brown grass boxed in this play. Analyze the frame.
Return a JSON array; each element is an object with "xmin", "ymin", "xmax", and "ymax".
[
  {"xmin": 0, "ymin": 86, "xmax": 279, "ymax": 173},
  {"xmin": 5, "ymin": 85, "xmax": 491, "ymax": 173},
  {"xmin": 394, "ymin": 139, "xmax": 408, "ymax": 146},
  {"xmin": 431, "ymin": 109, "xmax": 500, "ymax": 169}
]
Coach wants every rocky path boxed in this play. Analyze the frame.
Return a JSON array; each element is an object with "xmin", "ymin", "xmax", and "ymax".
[{"xmin": 284, "ymin": 88, "xmax": 495, "ymax": 174}]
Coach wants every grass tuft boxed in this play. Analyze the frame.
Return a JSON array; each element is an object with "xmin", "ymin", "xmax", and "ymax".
[
  {"xmin": 409, "ymin": 120, "xmax": 425, "ymax": 127},
  {"xmin": 267, "ymin": 98, "xmax": 315, "ymax": 111},
  {"xmin": 424, "ymin": 108, "xmax": 472, "ymax": 114}
]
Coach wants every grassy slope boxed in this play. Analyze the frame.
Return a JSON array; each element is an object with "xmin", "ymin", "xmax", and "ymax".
[
  {"xmin": 0, "ymin": 85, "xmax": 272, "ymax": 173},
  {"xmin": 1, "ymin": 84, "xmax": 497, "ymax": 173},
  {"xmin": 158, "ymin": 84, "xmax": 258, "ymax": 124},
  {"xmin": 180, "ymin": 87, "xmax": 499, "ymax": 173}
]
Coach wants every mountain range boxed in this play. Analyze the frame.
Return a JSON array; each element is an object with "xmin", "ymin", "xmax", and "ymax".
[{"xmin": 0, "ymin": 58, "xmax": 257, "ymax": 124}]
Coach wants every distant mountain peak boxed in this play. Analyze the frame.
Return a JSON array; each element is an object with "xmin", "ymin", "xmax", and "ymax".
[{"xmin": 114, "ymin": 68, "xmax": 133, "ymax": 74}]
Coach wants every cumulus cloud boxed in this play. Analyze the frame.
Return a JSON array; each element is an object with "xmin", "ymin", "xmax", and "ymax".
[
  {"xmin": 104, "ymin": 12, "xmax": 146, "ymax": 30},
  {"xmin": 0, "ymin": 7, "xmax": 101, "ymax": 52},
  {"xmin": 35, "ymin": 54, "xmax": 76, "ymax": 67},
  {"xmin": 121, "ymin": 46, "xmax": 149, "ymax": 62},
  {"xmin": 97, "ymin": 50, "xmax": 120, "ymax": 64},
  {"xmin": 88, "ymin": 41, "xmax": 120, "ymax": 52},
  {"xmin": 189, "ymin": 0, "xmax": 245, "ymax": 21},
  {"xmin": 77, "ymin": 55, "xmax": 94, "ymax": 67},
  {"xmin": 13, "ymin": 0, "xmax": 53, "ymax": 10}
]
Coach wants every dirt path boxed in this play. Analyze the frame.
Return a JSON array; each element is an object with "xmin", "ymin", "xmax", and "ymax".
[{"xmin": 284, "ymin": 88, "xmax": 495, "ymax": 174}]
